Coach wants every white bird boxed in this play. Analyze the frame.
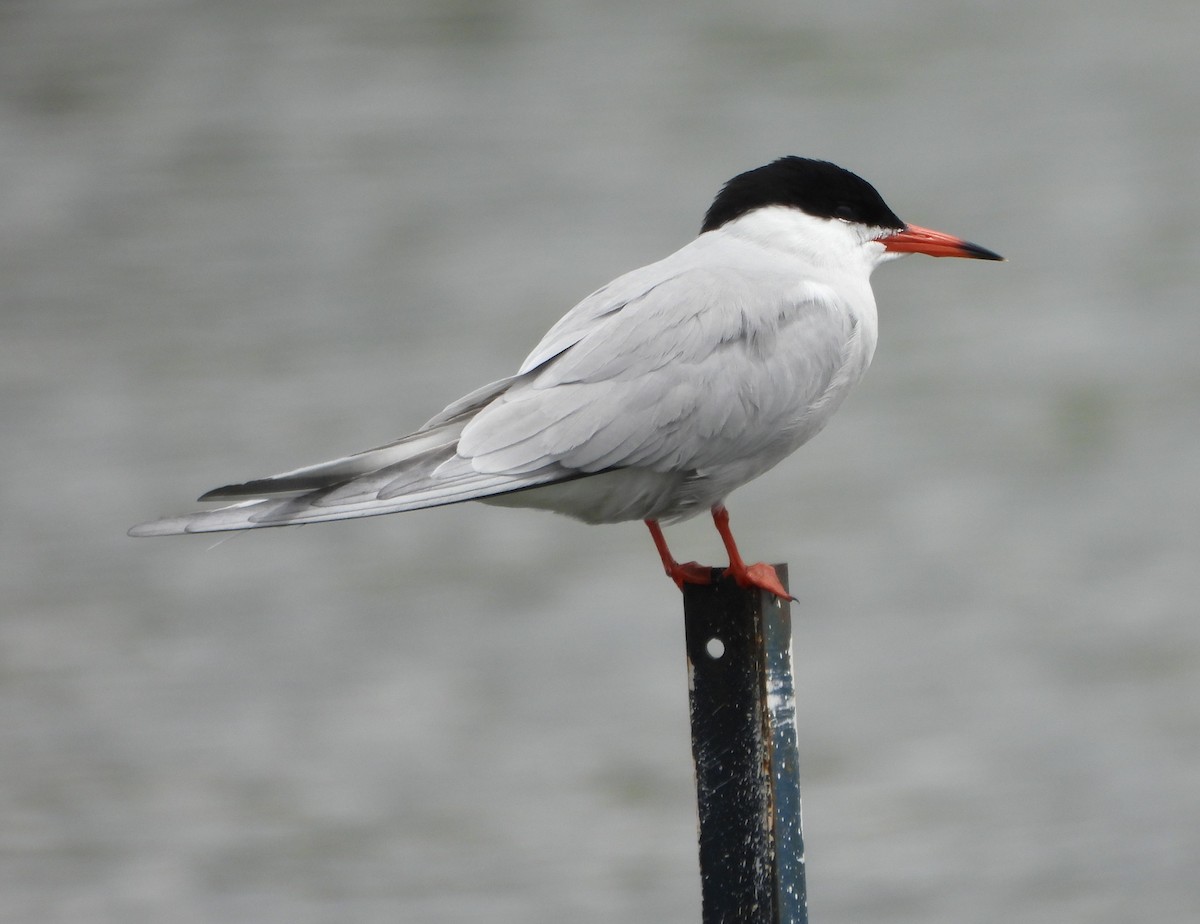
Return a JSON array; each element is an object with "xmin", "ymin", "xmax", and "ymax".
[{"xmin": 130, "ymin": 157, "xmax": 1002, "ymax": 598}]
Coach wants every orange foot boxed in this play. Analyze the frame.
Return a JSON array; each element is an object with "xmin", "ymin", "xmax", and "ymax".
[
  {"xmin": 645, "ymin": 520, "xmax": 715, "ymax": 589},
  {"xmin": 664, "ymin": 559, "xmax": 714, "ymax": 590},
  {"xmin": 725, "ymin": 560, "xmax": 795, "ymax": 602},
  {"xmin": 645, "ymin": 514, "xmax": 795, "ymax": 601}
]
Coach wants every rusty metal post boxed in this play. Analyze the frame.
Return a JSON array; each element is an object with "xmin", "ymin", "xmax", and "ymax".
[{"xmin": 683, "ymin": 567, "xmax": 808, "ymax": 924}]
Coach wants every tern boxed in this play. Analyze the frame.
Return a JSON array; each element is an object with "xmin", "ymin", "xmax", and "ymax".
[{"xmin": 131, "ymin": 157, "xmax": 1003, "ymax": 599}]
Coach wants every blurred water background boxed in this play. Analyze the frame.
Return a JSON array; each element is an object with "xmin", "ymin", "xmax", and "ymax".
[{"xmin": 3, "ymin": 1, "xmax": 1198, "ymax": 922}]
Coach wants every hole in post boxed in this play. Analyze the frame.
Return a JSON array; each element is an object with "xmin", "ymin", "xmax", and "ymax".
[{"xmin": 705, "ymin": 637, "xmax": 725, "ymax": 659}]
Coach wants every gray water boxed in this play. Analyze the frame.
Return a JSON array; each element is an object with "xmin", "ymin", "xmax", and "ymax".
[{"xmin": 3, "ymin": 2, "xmax": 1198, "ymax": 922}]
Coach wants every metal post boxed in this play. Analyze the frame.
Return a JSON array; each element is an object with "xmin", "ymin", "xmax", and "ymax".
[{"xmin": 683, "ymin": 567, "xmax": 808, "ymax": 924}]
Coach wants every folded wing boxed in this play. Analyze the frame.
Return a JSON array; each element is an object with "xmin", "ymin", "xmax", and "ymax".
[{"xmin": 130, "ymin": 235, "xmax": 854, "ymax": 536}]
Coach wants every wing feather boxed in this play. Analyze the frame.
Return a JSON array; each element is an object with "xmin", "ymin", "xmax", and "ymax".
[
  {"xmin": 459, "ymin": 240, "xmax": 855, "ymax": 479},
  {"xmin": 131, "ymin": 230, "xmax": 866, "ymax": 538},
  {"xmin": 129, "ymin": 461, "xmax": 569, "ymax": 536}
]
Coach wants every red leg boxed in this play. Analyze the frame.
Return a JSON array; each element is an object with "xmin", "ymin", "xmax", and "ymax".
[
  {"xmin": 645, "ymin": 519, "xmax": 712, "ymax": 590},
  {"xmin": 711, "ymin": 504, "xmax": 794, "ymax": 601}
]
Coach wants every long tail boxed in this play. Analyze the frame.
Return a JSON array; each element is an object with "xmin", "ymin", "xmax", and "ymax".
[{"xmin": 128, "ymin": 374, "xmax": 569, "ymax": 536}]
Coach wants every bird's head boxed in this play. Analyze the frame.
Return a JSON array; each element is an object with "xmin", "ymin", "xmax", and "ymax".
[{"xmin": 701, "ymin": 156, "xmax": 1004, "ymax": 265}]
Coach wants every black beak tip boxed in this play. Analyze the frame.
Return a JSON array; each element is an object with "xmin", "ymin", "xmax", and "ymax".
[{"xmin": 965, "ymin": 241, "xmax": 1006, "ymax": 261}]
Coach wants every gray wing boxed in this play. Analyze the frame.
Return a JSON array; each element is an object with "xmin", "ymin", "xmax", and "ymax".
[
  {"xmin": 459, "ymin": 259, "xmax": 854, "ymax": 479},
  {"xmin": 129, "ymin": 374, "xmax": 571, "ymax": 536},
  {"xmin": 130, "ymin": 239, "xmax": 853, "ymax": 537}
]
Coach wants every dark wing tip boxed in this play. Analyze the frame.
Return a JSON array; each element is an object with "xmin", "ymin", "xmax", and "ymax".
[{"xmin": 198, "ymin": 476, "xmax": 341, "ymax": 502}]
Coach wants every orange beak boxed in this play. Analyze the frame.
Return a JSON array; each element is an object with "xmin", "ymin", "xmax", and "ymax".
[{"xmin": 881, "ymin": 223, "xmax": 1004, "ymax": 261}]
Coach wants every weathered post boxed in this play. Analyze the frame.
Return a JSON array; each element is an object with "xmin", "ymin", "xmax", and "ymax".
[{"xmin": 682, "ymin": 566, "xmax": 807, "ymax": 924}]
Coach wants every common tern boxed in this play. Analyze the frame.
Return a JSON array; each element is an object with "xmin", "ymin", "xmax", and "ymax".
[{"xmin": 131, "ymin": 157, "xmax": 1003, "ymax": 599}]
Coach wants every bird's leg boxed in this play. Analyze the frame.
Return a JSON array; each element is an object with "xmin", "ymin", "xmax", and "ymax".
[
  {"xmin": 645, "ymin": 519, "xmax": 712, "ymax": 589},
  {"xmin": 711, "ymin": 504, "xmax": 795, "ymax": 601}
]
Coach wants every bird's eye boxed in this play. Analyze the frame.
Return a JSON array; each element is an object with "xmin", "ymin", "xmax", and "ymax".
[{"xmin": 833, "ymin": 203, "xmax": 858, "ymax": 221}]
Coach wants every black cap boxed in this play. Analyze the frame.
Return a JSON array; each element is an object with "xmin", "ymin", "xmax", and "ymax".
[{"xmin": 701, "ymin": 157, "xmax": 906, "ymax": 234}]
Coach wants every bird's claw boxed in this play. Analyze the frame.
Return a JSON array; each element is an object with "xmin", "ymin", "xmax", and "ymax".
[
  {"xmin": 725, "ymin": 562, "xmax": 796, "ymax": 602},
  {"xmin": 665, "ymin": 560, "xmax": 714, "ymax": 589}
]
